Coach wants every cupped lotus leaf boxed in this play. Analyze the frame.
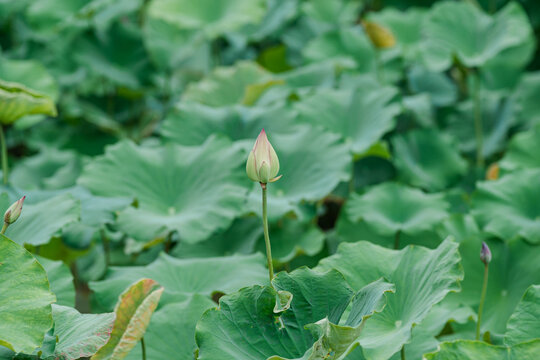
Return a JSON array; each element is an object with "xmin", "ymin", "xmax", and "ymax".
[
  {"xmin": 0, "ymin": 80, "xmax": 57, "ymax": 125},
  {"xmin": 183, "ymin": 62, "xmax": 271, "ymax": 107},
  {"xmin": 316, "ymin": 238, "xmax": 463, "ymax": 359},
  {"xmin": 295, "ymin": 85, "xmax": 400, "ymax": 155},
  {"xmin": 391, "ymin": 129, "xmax": 467, "ymax": 191},
  {"xmin": 504, "ymin": 285, "xmax": 540, "ymax": 346},
  {"xmin": 424, "ymin": 339, "xmax": 540, "ymax": 360},
  {"xmin": 51, "ymin": 305, "xmax": 115, "ymax": 360},
  {"xmin": 90, "ymin": 253, "xmax": 268, "ymax": 311},
  {"xmin": 346, "ymin": 182, "xmax": 449, "ymax": 237},
  {"xmin": 196, "ymin": 267, "xmax": 393, "ymax": 360},
  {"xmin": 499, "ymin": 126, "xmax": 540, "ymax": 171},
  {"xmin": 446, "ymin": 236, "xmax": 540, "ymax": 335},
  {"xmin": 0, "ymin": 234, "xmax": 55, "ymax": 353},
  {"xmin": 78, "ymin": 136, "xmax": 249, "ymax": 243},
  {"xmin": 36, "ymin": 256, "xmax": 75, "ymax": 307},
  {"xmin": 471, "ymin": 169, "xmax": 540, "ymax": 243},
  {"xmin": 424, "ymin": 2, "xmax": 532, "ymax": 69},
  {"xmin": 1, "ymin": 193, "xmax": 80, "ymax": 246},
  {"xmin": 124, "ymin": 294, "xmax": 216, "ymax": 360},
  {"xmin": 246, "ymin": 126, "xmax": 351, "ymax": 220},
  {"xmin": 92, "ymin": 279, "xmax": 163, "ymax": 360}
]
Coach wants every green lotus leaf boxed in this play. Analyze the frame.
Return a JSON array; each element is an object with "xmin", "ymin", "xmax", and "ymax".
[
  {"xmin": 346, "ymin": 182, "xmax": 449, "ymax": 238},
  {"xmin": 295, "ymin": 85, "xmax": 399, "ymax": 154},
  {"xmin": 391, "ymin": 129, "xmax": 467, "ymax": 191},
  {"xmin": 124, "ymin": 294, "xmax": 216, "ymax": 360},
  {"xmin": 0, "ymin": 80, "xmax": 57, "ymax": 125},
  {"xmin": 505, "ymin": 285, "xmax": 540, "ymax": 346},
  {"xmin": 0, "ymin": 59, "xmax": 59, "ymax": 101},
  {"xmin": 10, "ymin": 149, "xmax": 83, "ymax": 190},
  {"xmin": 90, "ymin": 253, "xmax": 268, "ymax": 311},
  {"xmin": 182, "ymin": 62, "xmax": 271, "ymax": 107},
  {"xmin": 499, "ymin": 126, "xmax": 540, "ymax": 171},
  {"xmin": 471, "ymin": 169, "xmax": 540, "ymax": 243},
  {"xmin": 446, "ymin": 235, "xmax": 540, "ymax": 335},
  {"xmin": 92, "ymin": 279, "xmax": 163, "ymax": 360},
  {"xmin": 424, "ymin": 339, "xmax": 540, "ymax": 360},
  {"xmin": 316, "ymin": 238, "xmax": 463, "ymax": 359},
  {"xmin": 246, "ymin": 126, "xmax": 351, "ymax": 220},
  {"xmin": 196, "ymin": 267, "xmax": 393, "ymax": 360},
  {"xmin": 0, "ymin": 193, "xmax": 80, "ymax": 246},
  {"xmin": 50, "ymin": 305, "xmax": 116, "ymax": 360},
  {"xmin": 0, "ymin": 234, "xmax": 55, "ymax": 353},
  {"xmin": 36, "ymin": 256, "xmax": 75, "ymax": 307},
  {"xmin": 446, "ymin": 92, "xmax": 514, "ymax": 159},
  {"xmin": 423, "ymin": 2, "xmax": 532, "ymax": 69},
  {"xmin": 301, "ymin": 0, "xmax": 361, "ymax": 27},
  {"xmin": 407, "ymin": 65, "xmax": 457, "ymax": 107},
  {"xmin": 515, "ymin": 72, "xmax": 540, "ymax": 126},
  {"xmin": 303, "ymin": 26, "xmax": 376, "ymax": 72},
  {"xmin": 78, "ymin": 136, "xmax": 249, "ymax": 243},
  {"xmin": 161, "ymin": 102, "xmax": 294, "ymax": 146}
]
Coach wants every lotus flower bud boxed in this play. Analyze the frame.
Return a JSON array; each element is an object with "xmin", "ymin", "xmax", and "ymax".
[
  {"xmin": 4, "ymin": 196, "xmax": 25, "ymax": 224},
  {"xmin": 246, "ymin": 129, "xmax": 281, "ymax": 184},
  {"xmin": 480, "ymin": 242, "xmax": 492, "ymax": 265}
]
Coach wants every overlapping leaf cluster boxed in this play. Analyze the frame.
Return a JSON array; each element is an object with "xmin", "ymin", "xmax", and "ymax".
[{"xmin": 1, "ymin": 0, "xmax": 540, "ymax": 359}]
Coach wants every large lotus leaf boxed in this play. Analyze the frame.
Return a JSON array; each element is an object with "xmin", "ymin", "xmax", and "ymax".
[
  {"xmin": 92, "ymin": 279, "xmax": 163, "ymax": 360},
  {"xmin": 196, "ymin": 267, "xmax": 393, "ymax": 360},
  {"xmin": 303, "ymin": 26, "xmax": 376, "ymax": 72},
  {"xmin": 161, "ymin": 102, "xmax": 294, "ymax": 146},
  {"xmin": 1, "ymin": 193, "xmax": 80, "ymax": 246},
  {"xmin": 346, "ymin": 182, "xmax": 449, "ymax": 237},
  {"xmin": 316, "ymin": 238, "xmax": 463, "ymax": 359},
  {"xmin": 424, "ymin": 339, "xmax": 540, "ymax": 360},
  {"xmin": 123, "ymin": 294, "xmax": 215, "ymax": 360},
  {"xmin": 77, "ymin": 0, "xmax": 143, "ymax": 34},
  {"xmin": 50, "ymin": 305, "xmax": 115, "ymax": 360},
  {"xmin": 300, "ymin": 0, "xmax": 361, "ymax": 28},
  {"xmin": 90, "ymin": 253, "xmax": 268, "ymax": 311},
  {"xmin": 0, "ymin": 235, "xmax": 55, "ymax": 353},
  {"xmin": 446, "ymin": 92, "xmax": 514, "ymax": 159},
  {"xmin": 182, "ymin": 62, "xmax": 271, "ymax": 107},
  {"xmin": 78, "ymin": 136, "xmax": 248, "ymax": 243},
  {"xmin": 471, "ymin": 169, "xmax": 540, "ymax": 243},
  {"xmin": 246, "ymin": 126, "xmax": 351, "ymax": 220},
  {"xmin": 295, "ymin": 85, "xmax": 399, "ymax": 154},
  {"xmin": 391, "ymin": 129, "xmax": 467, "ymax": 191},
  {"xmin": 174, "ymin": 216, "xmax": 324, "ymax": 264},
  {"xmin": 499, "ymin": 126, "xmax": 540, "ymax": 171},
  {"xmin": 423, "ymin": 2, "xmax": 532, "ymax": 69},
  {"xmin": 172, "ymin": 217, "xmax": 261, "ymax": 259},
  {"xmin": 36, "ymin": 256, "xmax": 75, "ymax": 307},
  {"xmin": 0, "ymin": 59, "xmax": 58, "ymax": 101},
  {"xmin": 25, "ymin": 0, "xmax": 88, "ymax": 36},
  {"xmin": 10, "ymin": 149, "xmax": 84, "ymax": 190},
  {"xmin": 504, "ymin": 285, "xmax": 540, "ymax": 346},
  {"xmin": 446, "ymin": 236, "xmax": 540, "ymax": 335},
  {"xmin": 0, "ymin": 80, "xmax": 57, "ymax": 125}
]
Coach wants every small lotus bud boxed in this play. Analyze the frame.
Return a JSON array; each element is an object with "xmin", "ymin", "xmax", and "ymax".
[
  {"xmin": 486, "ymin": 163, "xmax": 499, "ymax": 180},
  {"xmin": 480, "ymin": 242, "xmax": 492, "ymax": 265},
  {"xmin": 4, "ymin": 196, "xmax": 25, "ymax": 224},
  {"xmin": 246, "ymin": 129, "xmax": 281, "ymax": 184},
  {"xmin": 362, "ymin": 20, "xmax": 396, "ymax": 49}
]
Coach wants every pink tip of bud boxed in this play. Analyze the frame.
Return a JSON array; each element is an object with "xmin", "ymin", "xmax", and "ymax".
[{"xmin": 480, "ymin": 242, "xmax": 492, "ymax": 265}]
